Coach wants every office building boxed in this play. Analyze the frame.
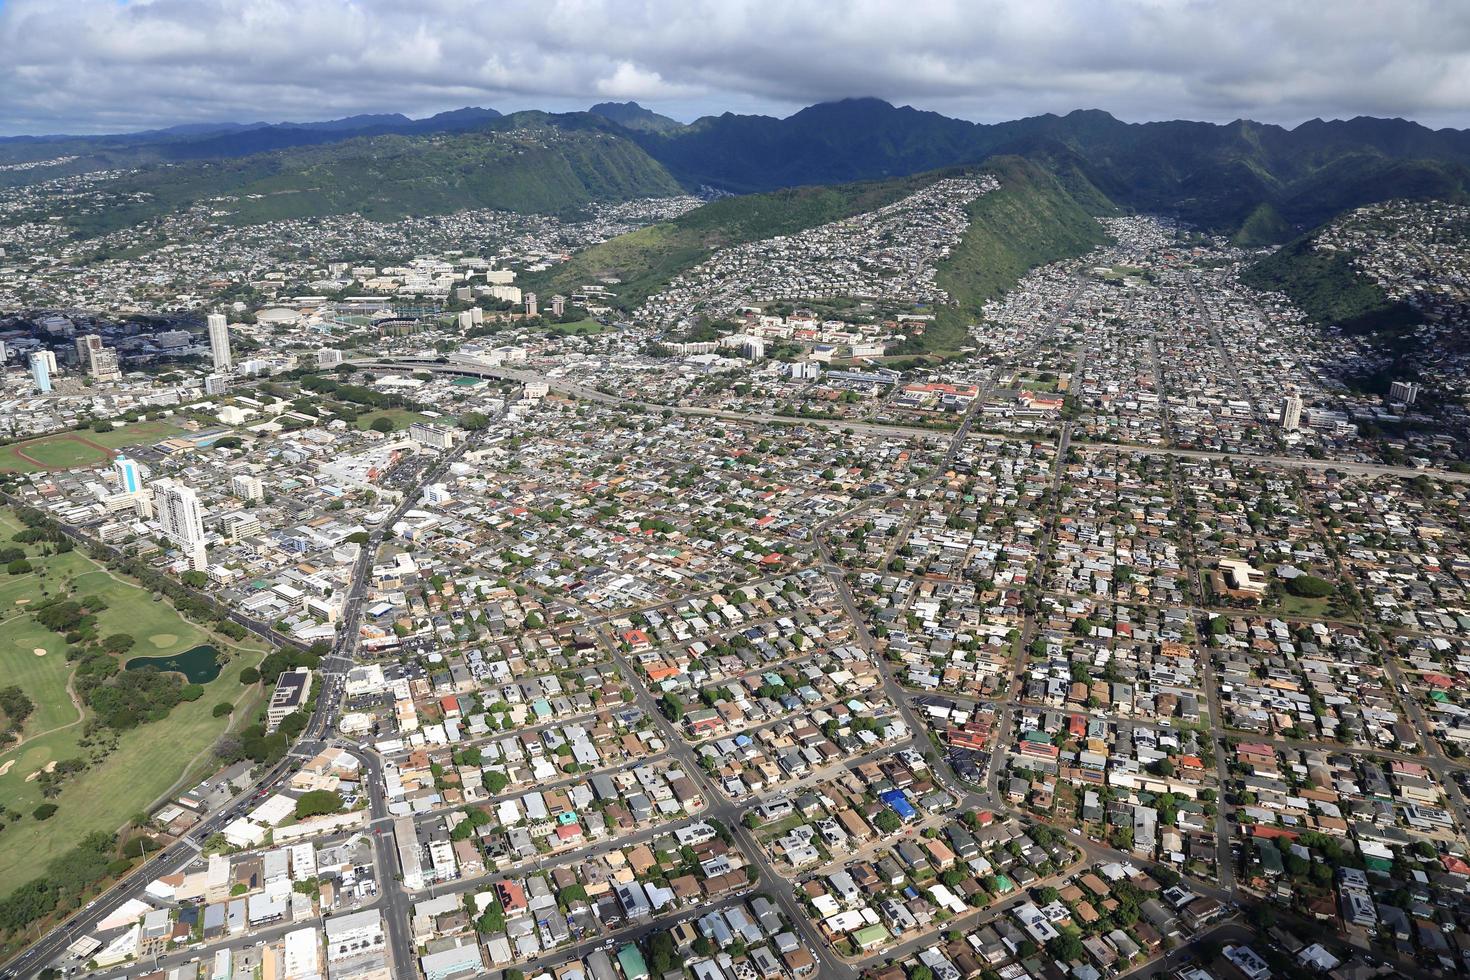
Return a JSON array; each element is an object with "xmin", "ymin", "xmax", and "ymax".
[
  {"xmin": 267, "ymin": 668, "xmax": 313, "ymax": 731},
  {"xmin": 324, "ymin": 909, "xmax": 386, "ymax": 965},
  {"xmin": 207, "ymin": 313, "xmax": 232, "ymax": 370},
  {"xmin": 154, "ymin": 478, "xmax": 208, "ymax": 571},
  {"xmin": 29, "ymin": 350, "xmax": 55, "ymax": 392},
  {"xmin": 1279, "ymin": 393, "xmax": 1302, "ymax": 432}
]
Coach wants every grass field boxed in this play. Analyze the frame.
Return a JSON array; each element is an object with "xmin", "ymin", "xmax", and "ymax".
[
  {"xmin": 0, "ymin": 509, "xmax": 268, "ymax": 893},
  {"xmin": 0, "ymin": 420, "xmax": 187, "ymax": 473},
  {"xmin": 547, "ymin": 319, "xmax": 614, "ymax": 336},
  {"xmin": 354, "ymin": 408, "xmax": 432, "ymax": 431}
]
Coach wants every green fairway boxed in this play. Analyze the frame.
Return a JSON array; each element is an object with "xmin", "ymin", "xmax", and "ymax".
[
  {"xmin": 0, "ymin": 420, "xmax": 187, "ymax": 473},
  {"xmin": 0, "ymin": 509, "xmax": 269, "ymax": 894},
  {"xmin": 0, "ymin": 614, "xmax": 78, "ymax": 734}
]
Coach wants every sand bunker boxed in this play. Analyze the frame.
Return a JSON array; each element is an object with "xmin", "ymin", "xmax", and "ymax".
[
  {"xmin": 24, "ymin": 761, "xmax": 55, "ymax": 782},
  {"xmin": 0, "ymin": 760, "xmax": 14, "ymax": 777},
  {"xmin": 33, "ymin": 648, "xmax": 46, "ymax": 657}
]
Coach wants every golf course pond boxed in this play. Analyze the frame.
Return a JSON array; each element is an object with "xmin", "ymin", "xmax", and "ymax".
[{"xmin": 125, "ymin": 644, "xmax": 223, "ymax": 684}]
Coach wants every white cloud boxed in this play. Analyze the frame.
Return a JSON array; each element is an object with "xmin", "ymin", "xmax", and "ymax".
[{"xmin": 1, "ymin": 0, "xmax": 1468, "ymax": 133}]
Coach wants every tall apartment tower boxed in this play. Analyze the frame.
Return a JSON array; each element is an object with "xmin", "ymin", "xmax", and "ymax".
[
  {"xmin": 30, "ymin": 351, "xmax": 54, "ymax": 392},
  {"xmin": 523, "ymin": 292, "xmax": 538, "ymax": 317},
  {"xmin": 207, "ymin": 313, "xmax": 232, "ymax": 371},
  {"xmin": 78, "ymin": 334, "xmax": 121, "ymax": 382},
  {"xmin": 231, "ymin": 474, "xmax": 264, "ymax": 501},
  {"xmin": 1279, "ymin": 393, "xmax": 1303, "ymax": 432},
  {"xmin": 114, "ymin": 455, "xmax": 143, "ymax": 495},
  {"xmin": 153, "ymin": 478, "xmax": 208, "ymax": 571},
  {"xmin": 1387, "ymin": 380, "xmax": 1420, "ymax": 406}
]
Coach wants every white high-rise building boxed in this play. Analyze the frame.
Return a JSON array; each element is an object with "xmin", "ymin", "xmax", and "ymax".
[
  {"xmin": 1388, "ymin": 380, "xmax": 1420, "ymax": 406},
  {"xmin": 113, "ymin": 455, "xmax": 143, "ymax": 496},
  {"xmin": 30, "ymin": 351, "xmax": 53, "ymax": 393},
  {"xmin": 231, "ymin": 474, "xmax": 264, "ymax": 501},
  {"xmin": 1279, "ymin": 393, "xmax": 1303, "ymax": 432},
  {"xmin": 207, "ymin": 313, "xmax": 232, "ymax": 371},
  {"xmin": 0, "ymin": 340, "xmax": 7, "ymax": 364},
  {"xmin": 316, "ymin": 347, "xmax": 343, "ymax": 368},
  {"xmin": 524, "ymin": 292, "xmax": 538, "ymax": 317},
  {"xmin": 282, "ymin": 927, "xmax": 322, "ymax": 979},
  {"xmin": 79, "ymin": 335, "xmax": 121, "ymax": 382},
  {"xmin": 153, "ymin": 478, "xmax": 208, "ymax": 571}
]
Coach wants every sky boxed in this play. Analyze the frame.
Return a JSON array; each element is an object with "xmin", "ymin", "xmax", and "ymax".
[{"xmin": 2, "ymin": 0, "xmax": 1469, "ymax": 136}]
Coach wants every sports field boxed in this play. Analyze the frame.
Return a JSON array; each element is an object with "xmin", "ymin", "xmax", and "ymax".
[
  {"xmin": 354, "ymin": 408, "xmax": 432, "ymax": 431},
  {"xmin": 0, "ymin": 510, "xmax": 268, "ymax": 893},
  {"xmin": 0, "ymin": 420, "xmax": 187, "ymax": 473}
]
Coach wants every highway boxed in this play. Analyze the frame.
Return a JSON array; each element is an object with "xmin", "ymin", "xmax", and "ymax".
[{"xmin": 346, "ymin": 357, "xmax": 1470, "ymax": 485}]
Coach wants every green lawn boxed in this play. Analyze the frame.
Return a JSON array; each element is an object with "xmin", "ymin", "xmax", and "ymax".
[
  {"xmin": 0, "ymin": 510, "xmax": 268, "ymax": 893},
  {"xmin": 354, "ymin": 408, "xmax": 432, "ymax": 431},
  {"xmin": 548, "ymin": 319, "xmax": 613, "ymax": 336},
  {"xmin": 0, "ymin": 421, "xmax": 187, "ymax": 473}
]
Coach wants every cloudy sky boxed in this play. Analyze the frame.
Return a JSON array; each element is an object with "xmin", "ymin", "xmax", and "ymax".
[{"xmin": 2, "ymin": 0, "xmax": 1468, "ymax": 135}]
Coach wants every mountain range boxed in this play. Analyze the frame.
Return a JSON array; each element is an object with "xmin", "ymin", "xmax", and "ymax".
[{"xmin": 7, "ymin": 98, "xmax": 1470, "ymax": 244}]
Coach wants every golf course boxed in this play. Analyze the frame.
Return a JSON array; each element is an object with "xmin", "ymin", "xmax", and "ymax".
[{"xmin": 0, "ymin": 509, "xmax": 269, "ymax": 894}]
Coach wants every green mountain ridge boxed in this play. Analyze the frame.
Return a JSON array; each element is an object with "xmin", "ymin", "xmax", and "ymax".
[
  {"xmin": 525, "ymin": 156, "xmax": 1111, "ymax": 355},
  {"xmin": 1240, "ymin": 234, "xmax": 1424, "ymax": 336},
  {"xmin": 520, "ymin": 167, "xmax": 961, "ymax": 310},
  {"xmin": 15, "ymin": 99, "xmax": 1470, "ymax": 248},
  {"xmin": 917, "ymin": 156, "xmax": 1112, "ymax": 353},
  {"xmin": 42, "ymin": 112, "xmax": 684, "ymax": 236},
  {"xmin": 627, "ymin": 99, "xmax": 1470, "ymax": 239}
]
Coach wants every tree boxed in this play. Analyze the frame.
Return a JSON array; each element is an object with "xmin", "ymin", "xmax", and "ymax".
[
  {"xmin": 6, "ymin": 558, "xmax": 31, "ymax": 575},
  {"xmin": 101, "ymin": 633, "xmax": 136, "ymax": 654},
  {"xmin": 294, "ymin": 790, "xmax": 343, "ymax": 819},
  {"xmin": 874, "ymin": 810, "xmax": 903, "ymax": 834},
  {"xmin": 33, "ymin": 803, "xmax": 58, "ymax": 821},
  {"xmin": 1286, "ymin": 575, "xmax": 1335, "ymax": 598},
  {"xmin": 213, "ymin": 702, "xmax": 234, "ymax": 717},
  {"xmin": 370, "ymin": 416, "xmax": 395, "ymax": 433},
  {"xmin": 239, "ymin": 666, "xmax": 261, "ymax": 685},
  {"xmin": 459, "ymin": 412, "xmax": 490, "ymax": 431},
  {"xmin": 1047, "ymin": 931, "xmax": 1086, "ymax": 963},
  {"xmin": 181, "ymin": 571, "xmax": 208, "ymax": 588}
]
